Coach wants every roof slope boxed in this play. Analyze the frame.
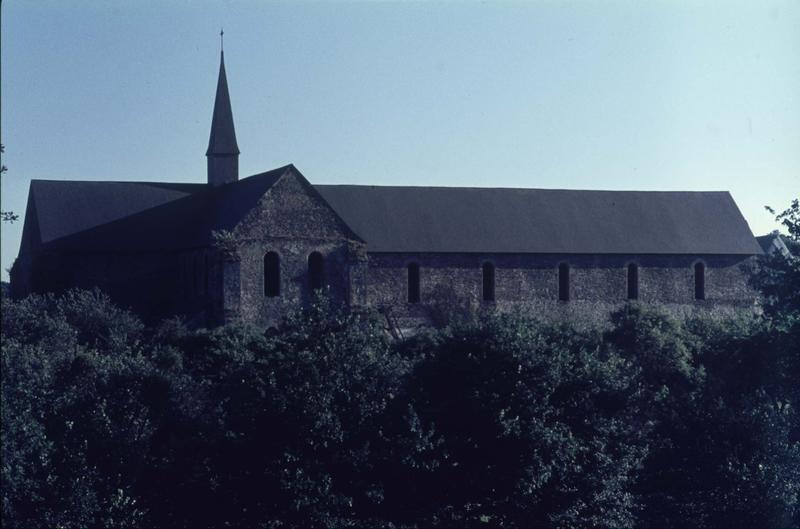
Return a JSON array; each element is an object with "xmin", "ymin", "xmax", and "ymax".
[
  {"xmin": 20, "ymin": 167, "xmax": 762, "ymax": 256},
  {"xmin": 316, "ymin": 185, "xmax": 762, "ymax": 254},
  {"xmin": 24, "ymin": 166, "xmax": 289, "ymax": 253},
  {"xmin": 30, "ymin": 180, "xmax": 204, "ymax": 246},
  {"xmin": 756, "ymin": 232, "xmax": 793, "ymax": 258}
]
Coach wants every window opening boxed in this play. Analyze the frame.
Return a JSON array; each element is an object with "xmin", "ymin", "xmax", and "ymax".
[{"xmin": 408, "ymin": 262, "xmax": 420, "ymax": 303}]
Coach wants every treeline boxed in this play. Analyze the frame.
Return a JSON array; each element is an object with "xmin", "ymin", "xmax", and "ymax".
[
  {"xmin": 2, "ymin": 202, "xmax": 799, "ymax": 528},
  {"xmin": 1, "ymin": 287, "xmax": 796, "ymax": 528}
]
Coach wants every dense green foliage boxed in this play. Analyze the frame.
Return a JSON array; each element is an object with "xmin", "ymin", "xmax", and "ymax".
[
  {"xmin": 381, "ymin": 317, "xmax": 648, "ymax": 528},
  {"xmin": 3, "ymin": 290, "xmax": 797, "ymax": 528},
  {"xmin": 2, "ymin": 203, "xmax": 798, "ymax": 528},
  {"xmin": 752, "ymin": 202, "xmax": 800, "ymax": 331}
]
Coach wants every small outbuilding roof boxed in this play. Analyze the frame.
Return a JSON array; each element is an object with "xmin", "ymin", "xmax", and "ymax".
[{"xmin": 756, "ymin": 232, "xmax": 793, "ymax": 258}]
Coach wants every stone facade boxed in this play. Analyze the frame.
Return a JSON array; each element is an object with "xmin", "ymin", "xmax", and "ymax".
[
  {"xmin": 217, "ymin": 171, "xmax": 365, "ymax": 328},
  {"xmin": 207, "ymin": 174, "xmax": 759, "ymax": 329},
  {"xmin": 362, "ymin": 253, "xmax": 757, "ymax": 329}
]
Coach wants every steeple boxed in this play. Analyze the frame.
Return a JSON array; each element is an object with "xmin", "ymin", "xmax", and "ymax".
[{"xmin": 206, "ymin": 30, "xmax": 240, "ymax": 186}]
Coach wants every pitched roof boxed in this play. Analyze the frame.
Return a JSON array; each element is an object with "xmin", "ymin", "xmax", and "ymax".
[
  {"xmin": 206, "ymin": 51, "xmax": 239, "ymax": 156},
  {"xmin": 20, "ymin": 167, "xmax": 763, "ymax": 256},
  {"xmin": 25, "ymin": 166, "xmax": 289, "ymax": 253},
  {"xmin": 316, "ymin": 185, "xmax": 763, "ymax": 255},
  {"xmin": 756, "ymin": 232, "xmax": 793, "ymax": 258},
  {"xmin": 30, "ymin": 180, "xmax": 204, "ymax": 247}
]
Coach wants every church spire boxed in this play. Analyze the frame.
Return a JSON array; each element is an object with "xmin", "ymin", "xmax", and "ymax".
[{"xmin": 206, "ymin": 30, "xmax": 239, "ymax": 186}]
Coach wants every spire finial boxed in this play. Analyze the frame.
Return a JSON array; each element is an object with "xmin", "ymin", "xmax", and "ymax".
[{"xmin": 220, "ymin": 28, "xmax": 224, "ymax": 52}]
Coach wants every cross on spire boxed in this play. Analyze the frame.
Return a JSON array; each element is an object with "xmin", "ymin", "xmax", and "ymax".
[{"xmin": 220, "ymin": 28, "xmax": 224, "ymax": 52}]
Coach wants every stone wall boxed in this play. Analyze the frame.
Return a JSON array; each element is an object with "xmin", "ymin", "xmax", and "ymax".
[
  {"xmin": 226, "ymin": 171, "xmax": 366, "ymax": 328},
  {"xmin": 364, "ymin": 253, "xmax": 758, "ymax": 329},
  {"xmin": 232, "ymin": 240, "xmax": 357, "ymax": 327},
  {"xmin": 13, "ymin": 246, "xmax": 759, "ymax": 330}
]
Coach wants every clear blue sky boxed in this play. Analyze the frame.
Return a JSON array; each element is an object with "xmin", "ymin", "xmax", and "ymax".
[{"xmin": 2, "ymin": 1, "xmax": 798, "ymax": 280}]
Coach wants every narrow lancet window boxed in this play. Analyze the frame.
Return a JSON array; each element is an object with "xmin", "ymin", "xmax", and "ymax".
[
  {"xmin": 264, "ymin": 252, "xmax": 280, "ymax": 297},
  {"xmin": 408, "ymin": 262, "xmax": 420, "ymax": 303},
  {"xmin": 482, "ymin": 262, "xmax": 495, "ymax": 302},
  {"xmin": 558, "ymin": 263, "xmax": 570, "ymax": 301},
  {"xmin": 694, "ymin": 262, "xmax": 705, "ymax": 300},
  {"xmin": 309, "ymin": 252, "xmax": 325, "ymax": 291},
  {"xmin": 627, "ymin": 263, "xmax": 639, "ymax": 300}
]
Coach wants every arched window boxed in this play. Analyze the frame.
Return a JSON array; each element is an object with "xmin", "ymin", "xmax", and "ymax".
[
  {"xmin": 482, "ymin": 262, "xmax": 495, "ymax": 302},
  {"xmin": 264, "ymin": 252, "xmax": 280, "ymax": 297},
  {"xmin": 407, "ymin": 262, "xmax": 420, "ymax": 303},
  {"xmin": 309, "ymin": 252, "xmax": 325, "ymax": 291},
  {"xmin": 694, "ymin": 262, "xmax": 705, "ymax": 300},
  {"xmin": 627, "ymin": 263, "xmax": 639, "ymax": 300},
  {"xmin": 558, "ymin": 263, "xmax": 570, "ymax": 301}
]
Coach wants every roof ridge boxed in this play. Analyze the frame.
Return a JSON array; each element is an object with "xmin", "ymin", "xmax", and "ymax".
[
  {"xmin": 314, "ymin": 183, "xmax": 732, "ymax": 194},
  {"xmin": 29, "ymin": 165, "xmax": 296, "ymax": 187},
  {"xmin": 239, "ymin": 164, "xmax": 295, "ymax": 180},
  {"xmin": 30, "ymin": 179, "xmax": 205, "ymax": 185}
]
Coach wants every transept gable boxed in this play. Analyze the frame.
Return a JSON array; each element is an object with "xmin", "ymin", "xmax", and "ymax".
[{"xmin": 228, "ymin": 166, "xmax": 363, "ymax": 243}]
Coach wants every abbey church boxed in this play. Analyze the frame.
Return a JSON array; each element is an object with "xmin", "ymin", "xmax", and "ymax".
[{"xmin": 11, "ymin": 49, "xmax": 763, "ymax": 328}]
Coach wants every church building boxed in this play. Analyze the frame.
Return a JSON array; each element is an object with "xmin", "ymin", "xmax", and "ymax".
[{"xmin": 11, "ymin": 49, "xmax": 763, "ymax": 329}]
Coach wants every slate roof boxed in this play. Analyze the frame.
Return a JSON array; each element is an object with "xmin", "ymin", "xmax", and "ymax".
[
  {"xmin": 316, "ymin": 185, "xmax": 763, "ymax": 255},
  {"xmin": 756, "ymin": 232, "xmax": 793, "ymax": 258},
  {"xmin": 21, "ymin": 167, "xmax": 762, "ymax": 256},
  {"xmin": 30, "ymin": 180, "xmax": 203, "ymax": 246},
  {"xmin": 25, "ymin": 167, "xmax": 288, "ymax": 253}
]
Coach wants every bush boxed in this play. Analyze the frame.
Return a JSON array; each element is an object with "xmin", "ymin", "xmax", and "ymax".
[
  {"xmin": 380, "ymin": 314, "xmax": 648, "ymax": 528},
  {"xmin": 2, "ymin": 287, "xmax": 798, "ymax": 528},
  {"xmin": 130, "ymin": 293, "xmax": 409, "ymax": 528},
  {"xmin": 607, "ymin": 304, "xmax": 799, "ymax": 528},
  {"xmin": 1, "ymin": 290, "xmax": 154, "ymax": 528}
]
